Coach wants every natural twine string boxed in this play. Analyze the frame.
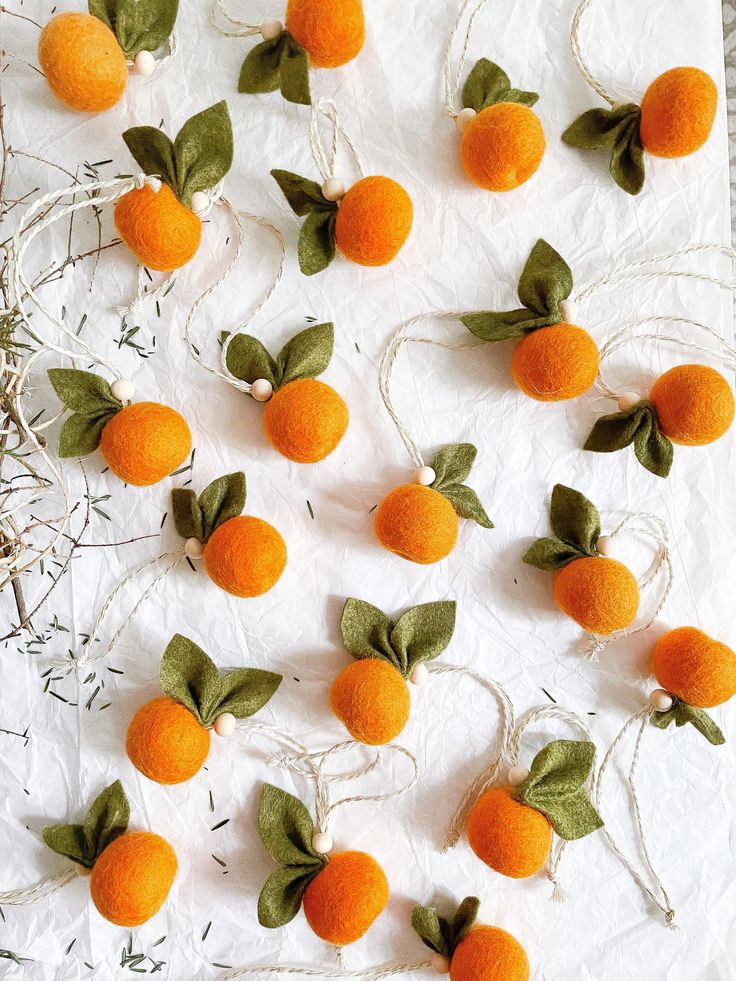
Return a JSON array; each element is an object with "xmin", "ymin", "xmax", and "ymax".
[
  {"xmin": 442, "ymin": 0, "xmax": 492, "ymax": 117},
  {"xmin": 0, "ymin": 865, "xmax": 81, "ymax": 906},
  {"xmin": 210, "ymin": 0, "xmax": 267, "ymax": 37},
  {"xmin": 309, "ymin": 99, "xmax": 366, "ymax": 183},
  {"xmin": 569, "ymin": 0, "xmax": 615, "ymax": 107},
  {"xmin": 223, "ymin": 961, "xmax": 431, "ymax": 981}
]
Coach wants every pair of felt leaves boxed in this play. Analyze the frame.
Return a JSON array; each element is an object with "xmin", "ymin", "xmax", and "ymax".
[
  {"xmin": 271, "ymin": 170, "xmax": 341, "ymax": 276},
  {"xmin": 239, "ymin": 31, "xmax": 311, "ymax": 106},
  {"xmin": 425, "ymin": 443, "xmax": 493, "ymax": 529},
  {"xmin": 48, "ymin": 368, "xmax": 124, "ymax": 458},
  {"xmin": 89, "ymin": 0, "xmax": 177, "ymax": 61},
  {"xmin": 172, "ymin": 471, "xmax": 246, "ymax": 544},
  {"xmin": 222, "ymin": 322, "xmax": 334, "ymax": 391},
  {"xmin": 43, "ymin": 780, "xmax": 130, "ymax": 869}
]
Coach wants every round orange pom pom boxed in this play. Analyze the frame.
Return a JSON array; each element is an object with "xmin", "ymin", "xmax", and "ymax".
[
  {"xmin": 38, "ymin": 13, "xmax": 127, "ymax": 113},
  {"xmin": 334, "ymin": 177, "xmax": 413, "ymax": 267},
  {"xmin": 90, "ymin": 831, "xmax": 177, "ymax": 927},
  {"xmin": 203, "ymin": 515, "xmax": 287, "ymax": 597},
  {"xmin": 374, "ymin": 484, "xmax": 458, "ymax": 564},
  {"xmin": 330, "ymin": 659, "xmax": 410, "ymax": 745},
  {"xmin": 652, "ymin": 627, "xmax": 736, "ymax": 708},
  {"xmin": 511, "ymin": 324, "xmax": 599, "ymax": 401},
  {"xmin": 649, "ymin": 364, "xmax": 734, "ymax": 446},
  {"xmin": 99, "ymin": 402, "xmax": 191, "ymax": 486},
  {"xmin": 467, "ymin": 786, "xmax": 552, "ymax": 879},
  {"xmin": 639, "ymin": 68, "xmax": 718, "ymax": 158},
  {"xmin": 302, "ymin": 851, "xmax": 388, "ymax": 945},
  {"xmin": 450, "ymin": 926, "xmax": 529, "ymax": 981},
  {"xmin": 460, "ymin": 104, "xmax": 545, "ymax": 191},
  {"xmin": 553, "ymin": 556, "xmax": 639, "ymax": 635},
  {"xmin": 285, "ymin": 0, "xmax": 365, "ymax": 68},
  {"xmin": 263, "ymin": 378, "xmax": 349, "ymax": 463},
  {"xmin": 126, "ymin": 696, "xmax": 211, "ymax": 784},
  {"xmin": 114, "ymin": 184, "xmax": 202, "ymax": 272}
]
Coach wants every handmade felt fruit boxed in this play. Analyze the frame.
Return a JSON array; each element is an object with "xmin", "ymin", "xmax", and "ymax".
[
  {"xmin": 563, "ymin": 67, "xmax": 718, "ymax": 194},
  {"xmin": 375, "ymin": 444, "xmax": 492, "ymax": 564},
  {"xmin": 38, "ymin": 0, "xmax": 178, "ymax": 113},
  {"xmin": 462, "ymin": 240, "xmax": 598, "ymax": 401},
  {"xmin": 115, "ymin": 101, "xmax": 233, "ymax": 271},
  {"xmin": 257, "ymin": 784, "xmax": 388, "ymax": 944},
  {"xmin": 42, "ymin": 781, "xmax": 176, "ymax": 926},
  {"xmin": 466, "ymin": 740, "xmax": 602, "ymax": 879},
  {"xmin": 271, "ymin": 170, "xmax": 413, "ymax": 275},
  {"xmin": 458, "ymin": 59, "xmax": 545, "ymax": 192},
  {"xmin": 171, "ymin": 471, "xmax": 286, "ymax": 597},
  {"xmin": 585, "ymin": 364, "xmax": 734, "ymax": 478},
  {"xmin": 223, "ymin": 322, "xmax": 348, "ymax": 462},
  {"xmin": 127, "ymin": 633, "xmax": 282, "ymax": 783},
  {"xmin": 523, "ymin": 484, "xmax": 639, "ymax": 635},
  {"xmin": 238, "ymin": 0, "xmax": 364, "ymax": 105},
  {"xmin": 412, "ymin": 896, "xmax": 529, "ymax": 981},
  {"xmin": 330, "ymin": 598, "xmax": 456, "ymax": 744},
  {"xmin": 47, "ymin": 368, "xmax": 190, "ymax": 485}
]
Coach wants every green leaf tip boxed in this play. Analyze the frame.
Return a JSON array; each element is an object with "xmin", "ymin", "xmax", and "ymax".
[
  {"xmin": 47, "ymin": 368, "xmax": 122, "ymax": 459},
  {"xmin": 171, "ymin": 471, "xmax": 245, "ymax": 543},
  {"xmin": 411, "ymin": 896, "xmax": 480, "ymax": 958},
  {"xmin": 652, "ymin": 698, "xmax": 726, "ymax": 746},
  {"xmin": 462, "ymin": 59, "xmax": 539, "ymax": 113},
  {"xmin": 584, "ymin": 401, "xmax": 673, "ymax": 478},
  {"xmin": 43, "ymin": 780, "xmax": 130, "ymax": 869},
  {"xmin": 89, "ymin": 0, "xmax": 179, "ymax": 59},
  {"xmin": 562, "ymin": 104, "xmax": 645, "ymax": 196},
  {"xmin": 270, "ymin": 171, "xmax": 339, "ymax": 276},
  {"xmin": 430, "ymin": 443, "xmax": 493, "ymax": 529},
  {"xmin": 239, "ymin": 32, "xmax": 311, "ymax": 106},
  {"xmin": 523, "ymin": 484, "xmax": 600, "ymax": 571}
]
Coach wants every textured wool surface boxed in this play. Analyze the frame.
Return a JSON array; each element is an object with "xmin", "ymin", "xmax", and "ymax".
[
  {"xmin": 302, "ymin": 851, "xmax": 388, "ymax": 945},
  {"xmin": 98, "ymin": 402, "xmax": 191, "ymax": 486},
  {"xmin": 652, "ymin": 627, "xmax": 736, "ymax": 709},
  {"xmin": 467, "ymin": 787, "xmax": 552, "ymax": 879},
  {"xmin": 126, "ymin": 696, "xmax": 211, "ymax": 784},
  {"xmin": 114, "ymin": 184, "xmax": 202, "ymax": 272},
  {"xmin": 333, "ymin": 177, "xmax": 414, "ymax": 267},
  {"xmin": 510, "ymin": 324, "xmax": 599, "ymax": 401},
  {"xmin": 374, "ymin": 484, "xmax": 459, "ymax": 564},
  {"xmin": 450, "ymin": 926, "xmax": 530, "ymax": 981},
  {"xmin": 203, "ymin": 515, "xmax": 287, "ymax": 597},
  {"xmin": 553, "ymin": 557, "xmax": 639, "ymax": 635},
  {"xmin": 460, "ymin": 104, "xmax": 545, "ymax": 192},
  {"xmin": 89, "ymin": 831, "xmax": 177, "ymax": 927},
  {"xmin": 330, "ymin": 658, "xmax": 410, "ymax": 745},
  {"xmin": 38, "ymin": 13, "xmax": 127, "ymax": 113},
  {"xmin": 263, "ymin": 378, "xmax": 349, "ymax": 463},
  {"xmin": 285, "ymin": 0, "xmax": 365, "ymax": 68},
  {"xmin": 639, "ymin": 67, "xmax": 718, "ymax": 158},
  {"xmin": 649, "ymin": 364, "xmax": 735, "ymax": 446}
]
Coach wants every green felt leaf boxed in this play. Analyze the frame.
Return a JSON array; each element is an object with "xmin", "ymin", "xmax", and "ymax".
[
  {"xmin": 522, "ymin": 537, "xmax": 585, "ymax": 571},
  {"xmin": 122, "ymin": 126, "xmax": 179, "ymax": 194},
  {"xmin": 390, "ymin": 601, "xmax": 456, "ymax": 675},
  {"xmin": 239, "ymin": 37, "xmax": 283, "ymax": 94},
  {"xmin": 449, "ymin": 896, "xmax": 480, "ymax": 948},
  {"xmin": 276, "ymin": 322, "xmax": 334, "ymax": 385},
  {"xmin": 58, "ymin": 413, "xmax": 111, "ymax": 458},
  {"xmin": 298, "ymin": 211, "xmax": 337, "ymax": 276},
  {"xmin": 584, "ymin": 403, "xmax": 673, "ymax": 478},
  {"xmin": 549, "ymin": 484, "xmax": 600, "ymax": 555},
  {"xmin": 174, "ymin": 101, "xmax": 234, "ymax": 207},
  {"xmin": 462, "ymin": 58, "xmax": 538, "ymax": 113},
  {"xmin": 115, "ymin": 0, "xmax": 178, "ymax": 59},
  {"xmin": 47, "ymin": 368, "xmax": 121, "ymax": 417},
  {"xmin": 43, "ymin": 780, "xmax": 129, "ymax": 869},
  {"xmin": 279, "ymin": 34, "xmax": 311, "ymax": 105},
  {"xmin": 515, "ymin": 739, "xmax": 603, "ymax": 840},
  {"xmin": 431, "ymin": 442, "xmax": 476, "ymax": 486},
  {"xmin": 652, "ymin": 699, "xmax": 726, "ymax": 746},
  {"xmin": 610, "ymin": 113, "xmax": 645, "ymax": 196},
  {"xmin": 198, "ymin": 471, "xmax": 246, "ymax": 539},
  {"xmin": 439, "ymin": 483, "xmax": 494, "ymax": 529},
  {"xmin": 88, "ymin": 0, "xmax": 115, "ymax": 29},
  {"xmin": 461, "ymin": 308, "xmax": 553, "ymax": 341},
  {"xmin": 340, "ymin": 598, "xmax": 398, "ymax": 668},
  {"xmin": 42, "ymin": 824, "xmax": 90, "ymax": 868},
  {"xmin": 584, "ymin": 404, "xmax": 646, "ymax": 452},
  {"xmin": 633, "ymin": 413, "xmax": 673, "ymax": 478},
  {"xmin": 517, "ymin": 239, "xmax": 573, "ymax": 320},
  {"xmin": 214, "ymin": 668, "xmax": 282, "ymax": 725},
  {"xmin": 258, "ymin": 784, "xmax": 326, "ymax": 867},
  {"xmin": 562, "ymin": 104, "xmax": 645, "ymax": 196},
  {"xmin": 160, "ymin": 633, "xmax": 222, "ymax": 726},
  {"xmin": 411, "ymin": 904, "xmax": 450, "ymax": 957},
  {"xmin": 171, "ymin": 488, "xmax": 204, "ymax": 541},
  {"xmin": 271, "ymin": 170, "xmax": 336, "ymax": 217},
  {"xmin": 258, "ymin": 864, "xmax": 322, "ymax": 928},
  {"xmin": 222, "ymin": 332, "xmax": 278, "ymax": 387}
]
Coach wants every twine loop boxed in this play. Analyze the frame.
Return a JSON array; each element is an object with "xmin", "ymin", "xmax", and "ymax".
[
  {"xmin": 443, "ymin": 0, "xmax": 493, "ymax": 117},
  {"xmin": 569, "ymin": 0, "xmax": 616, "ymax": 106},
  {"xmin": 309, "ymin": 99, "xmax": 365, "ymax": 183}
]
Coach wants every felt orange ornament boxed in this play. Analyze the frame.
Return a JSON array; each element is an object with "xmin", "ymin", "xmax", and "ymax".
[
  {"xmin": 127, "ymin": 633, "xmax": 282, "ymax": 784},
  {"xmin": 412, "ymin": 896, "xmax": 529, "ymax": 981},
  {"xmin": 271, "ymin": 99, "xmax": 413, "ymax": 275},
  {"xmin": 115, "ymin": 101, "xmax": 234, "ymax": 271},
  {"xmin": 47, "ymin": 367, "xmax": 190, "ymax": 485},
  {"xmin": 171, "ymin": 471, "xmax": 287, "ymax": 597},
  {"xmin": 257, "ymin": 783, "xmax": 388, "ymax": 945},
  {"xmin": 462, "ymin": 240, "xmax": 599, "ymax": 401},
  {"xmin": 222, "ymin": 322, "xmax": 349, "ymax": 463},
  {"xmin": 38, "ymin": 0, "xmax": 178, "ymax": 112},
  {"xmin": 563, "ymin": 0, "xmax": 718, "ymax": 193}
]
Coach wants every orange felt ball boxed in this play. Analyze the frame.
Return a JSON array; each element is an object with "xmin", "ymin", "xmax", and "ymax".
[
  {"xmin": 330, "ymin": 659, "xmax": 410, "ymax": 745},
  {"xmin": 374, "ymin": 484, "xmax": 459, "ymax": 564},
  {"xmin": 203, "ymin": 515, "xmax": 287, "ymax": 598},
  {"xmin": 652, "ymin": 627, "xmax": 736, "ymax": 709},
  {"xmin": 649, "ymin": 364, "xmax": 735, "ymax": 446},
  {"xmin": 114, "ymin": 184, "xmax": 202, "ymax": 272},
  {"xmin": 553, "ymin": 556, "xmax": 639, "ymax": 635},
  {"xmin": 263, "ymin": 378, "xmax": 349, "ymax": 463},
  {"xmin": 450, "ymin": 926, "xmax": 530, "ymax": 981},
  {"xmin": 334, "ymin": 177, "xmax": 413, "ymax": 267},
  {"xmin": 511, "ymin": 324, "xmax": 599, "ymax": 401},
  {"xmin": 639, "ymin": 67, "xmax": 718, "ymax": 158},
  {"xmin": 467, "ymin": 786, "xmax": 552, "ymax": 879},
  {"xmin": 38, "ymin": 13, "xmax": 127, "ymax": 113},
  {"xmin": 302, "ymin": 851, "xmax": 388, "ymax": 945},
  {"xmin": 460, "ymin": 103, "xmax": 545, "ymax": 192},
  {"xmin": 99, "ymin": 402, "xmax": 191, "ymax": 486},
  {"xmin": 126, "ymin": 696, "xmax": 211, "ymax": 784},
  {"xmin": 90, "ymin": 831, "xmax": 177, "ymax": 927},
  {"xmin": 285, "ymin": 0, "xmax": 365, "ymax": 68}
]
